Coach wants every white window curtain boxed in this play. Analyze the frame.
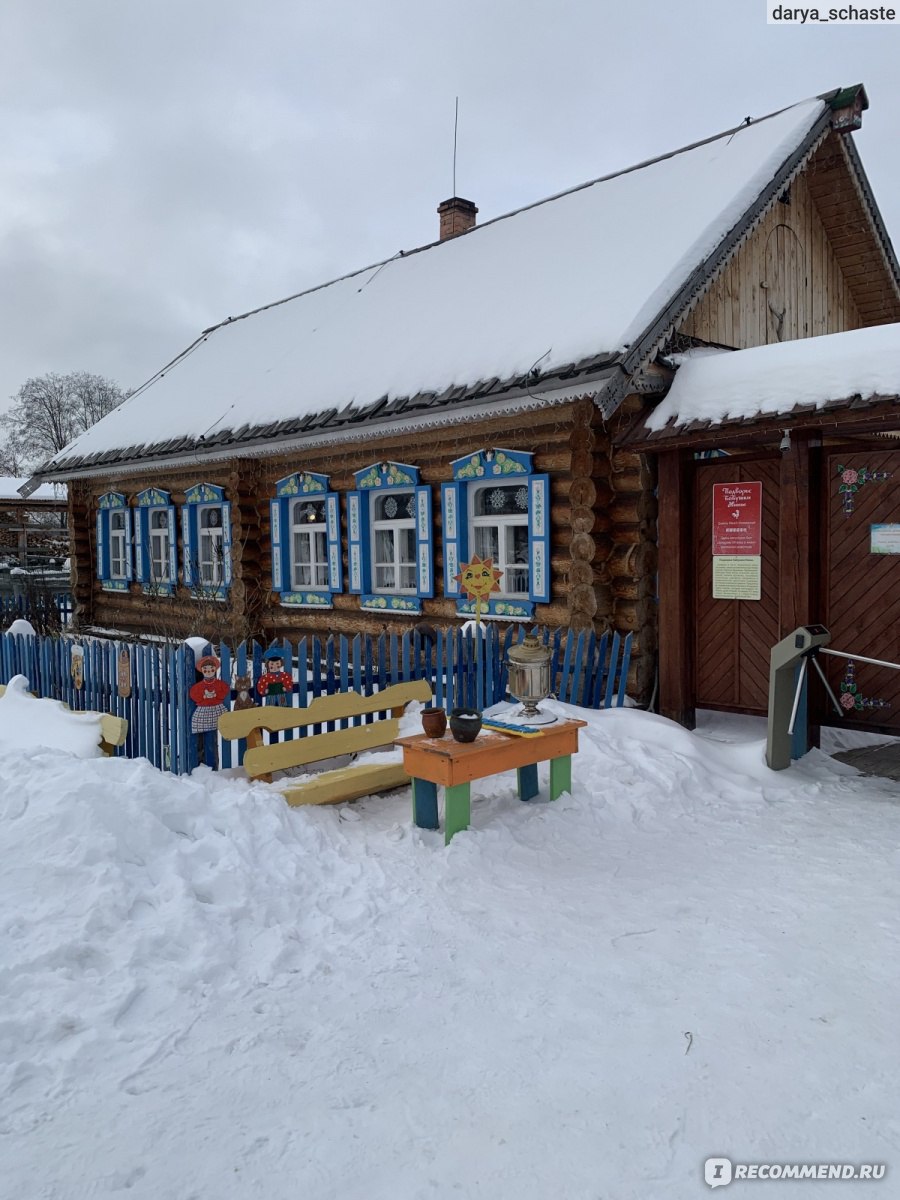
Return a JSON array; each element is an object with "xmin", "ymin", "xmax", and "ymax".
[
  {"xmin": 371, "ymin": 490, "xmax": 417, "ymax": 593},
  {"xmin": 470, "ymin": 483, "xmax": 530, "ymax": 597},
  {"xmin": 290, "ymin": 498, "xmax": 329, "ymax": 589}
]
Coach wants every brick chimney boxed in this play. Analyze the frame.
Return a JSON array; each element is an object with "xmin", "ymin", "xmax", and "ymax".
[{"xmin": 437, "ymin": 196, "xmax": 478, "ymax": 241}]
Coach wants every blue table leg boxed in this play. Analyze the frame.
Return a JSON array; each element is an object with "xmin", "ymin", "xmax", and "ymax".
[
  {"xmin": 517, "ymin": 763, "xmax": 539, "ymax": 801},
  {"xmin": 412, "ymin": 777, "xmax": 439, "ymax": 829},
  {"xmin": 549, "ymin": 755, "xmax": 572, "ymax": 801}
]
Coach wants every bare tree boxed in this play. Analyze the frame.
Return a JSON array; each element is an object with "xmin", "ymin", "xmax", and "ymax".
[{"xmin": 1, "ymin": 371, "xmax": 126, "ymax": 471}]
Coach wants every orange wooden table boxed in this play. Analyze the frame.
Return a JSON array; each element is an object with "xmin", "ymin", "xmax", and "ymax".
[{"xmin": 395, "ymin": 719, "xmax": 587, "ymax": 844}]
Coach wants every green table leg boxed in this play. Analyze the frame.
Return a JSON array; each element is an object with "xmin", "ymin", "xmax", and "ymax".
[
  {"xmin": 549, "ymin": 755, "xmax": 572, "ymax": 800},
  {"xmin": 444, "ymin": 782, "xmax": 471, "ymax": 845}
]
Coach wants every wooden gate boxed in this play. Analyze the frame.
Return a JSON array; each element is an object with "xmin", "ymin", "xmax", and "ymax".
[
  {"xmin": 823, "ymin": 447, "xmax": 900, "ymax": 733},
  {"xmin": 693, "ymin": 457, "xmax": 781, "ymax": 713}
]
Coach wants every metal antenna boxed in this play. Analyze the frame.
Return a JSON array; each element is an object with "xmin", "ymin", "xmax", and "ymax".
[{"xmin": 453, "ymin": 96, "xmax": 459, "ymax": 196}]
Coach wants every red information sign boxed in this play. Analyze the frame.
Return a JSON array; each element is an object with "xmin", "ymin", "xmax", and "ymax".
[{"xmin": 712, "ymin": 482, "xmax": 762, "ymax": 556}]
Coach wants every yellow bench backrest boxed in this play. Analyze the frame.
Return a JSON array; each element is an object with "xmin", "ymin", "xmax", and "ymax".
[{"xmin": 219, "ymin": 678, "xmax": 432, "ymax": 779}]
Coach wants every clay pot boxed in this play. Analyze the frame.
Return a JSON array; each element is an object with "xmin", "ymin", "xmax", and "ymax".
[
  {"xmin": 449, "ymin": 707, "xmax": 483, "ymax": 743},
  {"xmin": 421, "ymin": 706, "xmax": 447, "ymax": 738}
]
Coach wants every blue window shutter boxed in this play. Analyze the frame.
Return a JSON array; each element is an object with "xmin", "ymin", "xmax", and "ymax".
[
  {"xmin": 134, "ymin": 508, "xmax": 148, "ymax": 584},
  {"xmin": 326, "ymin": 492, "xmax": 342, "ymax": 593},
  {"xmin": 181, "ymin": 506, "xmax": 194, "ymax": 588},
  {"xmin": 167, "ymin": 507, "xmax": 177, "ymax": 584},
  {"xmin": 96, "ymin": 511, "xmax": 107, "ymax": 581},
  {"xmin": 414, "ymin": 485, "xmax": 434, "ymax": 598},
  {"xmin": 441, "ymin": 482, "xmax": 468, "ymax": 598},
  {"xmin": 347, "ymin": 490, "xmax": 370, "ymax": 594},
  {"xmin": 123, "ymin": 508, "xmax": 134, "ymax": 581},
  {"xmin": 270, "ymin": 499, "xmax": 284, "ymax": 592},
  {"xmin": 527, "ymin": 474, "xmax": 551, "ymax": 604},
  {"xmin": 221, "ymin": 502, "xmax": 233, "ymax": 588}
]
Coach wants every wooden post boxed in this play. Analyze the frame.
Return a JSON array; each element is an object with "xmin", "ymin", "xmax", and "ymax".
[
  {"xmin": 657, "ymin": 450, "xmax": 695, "ymax": 729},
  {"xmin": 779, "ymin": 433, "xmax": 818, "ymax": 635},
  {"xmin": 779, "ymin": 433, "xmax": 821, "ymax": 748}
]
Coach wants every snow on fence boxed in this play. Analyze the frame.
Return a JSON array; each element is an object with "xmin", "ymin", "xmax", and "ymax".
[{"xmin": 0, "ymin": 625, "xmax": 631, "ymax": 776}]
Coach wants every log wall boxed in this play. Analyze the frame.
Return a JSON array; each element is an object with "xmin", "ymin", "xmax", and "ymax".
[
  {"xmin": 605, "ymin": 396, "xmax": 658, "ymax": 699},
  {"xmin": 71, "ymin": 402, "xmax": 656, "ymax": 700}
]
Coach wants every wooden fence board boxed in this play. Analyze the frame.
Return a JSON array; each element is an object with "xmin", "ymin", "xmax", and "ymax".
[{"xmin": 0, "ymin": 624, "xmax": 633, "ymax": 775}]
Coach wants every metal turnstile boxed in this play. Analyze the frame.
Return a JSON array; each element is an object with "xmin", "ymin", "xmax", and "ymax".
[
  {"xmin": 767, "ymin": 625, "xmax": 832, "ymax": 770},
  {"xmin": 767, "ymin": 624, "xmax": 900, "ymax": 770}
]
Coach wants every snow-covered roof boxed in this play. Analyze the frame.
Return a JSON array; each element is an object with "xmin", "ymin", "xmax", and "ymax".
[
  {"xmin": 45, "ymin": 95, "xmax": 836, "ymax": 475},
  {"xmin": 0, "ymin": 476, "xmax": 66, "ymax": 502},
  {"xmin": 645, "ymin": 323, "xmax": 900, "ymax": 433}
]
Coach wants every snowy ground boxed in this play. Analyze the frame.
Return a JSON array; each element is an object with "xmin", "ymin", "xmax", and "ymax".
[{"xmin": 2, "ymin": 693, "xmax": 899, "ymax": 1199}]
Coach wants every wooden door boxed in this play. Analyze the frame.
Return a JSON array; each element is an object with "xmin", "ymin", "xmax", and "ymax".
[
  {"xmin": 823, "ymin": 447, "xmax": 900, "ymax": 733},
  {"xmin": 693, "ymin": 458, "xmax": 781, "ymax": 712}
]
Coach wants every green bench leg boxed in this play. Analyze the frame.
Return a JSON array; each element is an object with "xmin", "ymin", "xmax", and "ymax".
[
  {"xmin": 444, "ymin": 783, "xmax": 471, "ymax": 845},
  {"xmin": 517, "ymin": 763, "xmax": 539, "ymax": 801},
  {"xmin": 412, "ymin": 777, "xmax": 439, "ymax": 830},
  {"xmin": 549, "ymin": 755, "xmax": 572, "ymax": 801}
]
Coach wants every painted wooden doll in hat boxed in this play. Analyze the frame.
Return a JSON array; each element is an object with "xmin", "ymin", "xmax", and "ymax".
[
  {"xmin": 257, "ymin": 647, "xmax": 293, "ymax": 707},
  {"xmin": 189, "ymin": 653, "xmax": 230, "ymax": 767}
]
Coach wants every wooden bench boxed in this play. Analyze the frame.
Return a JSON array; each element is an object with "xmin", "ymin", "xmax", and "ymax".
[
  {"xmin": 217, "ymin": 678, "xmax": 432, "ymax": 806},
  {"xmin": 0, "ymin": 681, "xmax": 129, "ymax": 757}
]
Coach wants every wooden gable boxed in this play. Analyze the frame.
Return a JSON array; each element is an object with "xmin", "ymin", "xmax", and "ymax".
[{"xmin": 677, "ymin": 132, "xmax": 900, "ymax": 351}]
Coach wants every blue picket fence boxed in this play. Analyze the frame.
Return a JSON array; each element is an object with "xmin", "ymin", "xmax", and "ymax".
[
  {"xmin": 0, "ymin": 624, "xmax": 632, "ymax": 775},
  {"xmin": 0, "ymin": 591, "xmax": 74, "ymax": 628}
]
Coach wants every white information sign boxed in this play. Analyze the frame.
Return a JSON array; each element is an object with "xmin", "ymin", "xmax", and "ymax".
[
  {"xmin": 712, "ymin": 555, "xmax": 761, "ymax": 600},
  {"xmin": 870, "ymin": 524, "xmax": 900, "ymax": 555}
]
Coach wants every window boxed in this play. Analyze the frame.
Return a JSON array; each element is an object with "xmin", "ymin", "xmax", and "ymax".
[
  {"xmin": 270, "ymin": 473, "xmax": 341, "ymax": 606},
  {"xmin": 181, "ymin": 483, "xmax": 231, "ymax": 597},
  {"xmin": 198, "ymin": 505, "xmax": 224, "ymax": 585},
  {"xmin": 290, "ymin": 498, "xmax": 328, "ymax": 589},
  {"xmin": 372, "ymin": 490, "xmax": 416, "ymax": 593},
  {"xmin": 109, "ymin": 511, "xmax": 128, "ymax": 579},
  {"xmin": 149, "ymin": 510, "xmax": 171, "ymax": 583},
  {"xmin": 441, "ymin": 448, "xmax": 550, "ymax": 619},
  {"xmin": 134, "ymin": 488, "xmax": 177, "ymax": 593},
  {"xmin": 347, "ymin": 461, "xmax": 433, "ymax": 613},
  {"xmin": 95, "ymin": 492, "xmax": 132, "ymax": 590},
  {"xmin": 470, "ymin": 483, "xmax": 530, "ymax": 596}
]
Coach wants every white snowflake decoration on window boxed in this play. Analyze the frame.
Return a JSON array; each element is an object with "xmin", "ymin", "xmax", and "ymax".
[
  {"xmin": 384, "ymin": 496, "xmax": 398, "ymax": 519},
  {"xmin": 487, "ymin": 488, "xmax": 507, "ymax": 511},
  {"xmin": 515, "ymin": 486, "xmax": 528, "ymax": 511}
]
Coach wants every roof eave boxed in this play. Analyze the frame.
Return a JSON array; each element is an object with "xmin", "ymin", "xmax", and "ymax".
[
  {"xmin": 618, "ymin": 394, "xmax": 900, "ymax": 452},
  {"xmin": 33, "ymin": 366, "xmax": 624, "ymax": 483}
]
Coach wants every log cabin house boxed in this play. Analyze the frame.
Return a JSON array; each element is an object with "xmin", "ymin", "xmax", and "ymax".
[{"xmin": 30, "ymin": 83, "xmax": 900, "ymax": 710}]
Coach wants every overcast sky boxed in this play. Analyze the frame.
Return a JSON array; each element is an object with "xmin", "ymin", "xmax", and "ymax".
[{"xmin": 1, "ymin": 1, "xmax": 898, "ymax": 412}]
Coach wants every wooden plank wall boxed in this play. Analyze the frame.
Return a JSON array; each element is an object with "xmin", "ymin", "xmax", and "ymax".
[{"xmin": 679, "ymin": 168, "xmax": 862, "ymax": 349}]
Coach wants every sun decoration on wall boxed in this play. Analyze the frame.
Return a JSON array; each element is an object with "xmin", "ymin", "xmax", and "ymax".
[
  {"xmin": 453, "ymin": 554, "xmax": 504, "ymax": 633},
  {"xmin": 455, "ymin": 555, "xmax": 504, "ymax": 636},
  {"xmin": 456, "ymin": 554, "xmax": 503, "ymax": 601}
]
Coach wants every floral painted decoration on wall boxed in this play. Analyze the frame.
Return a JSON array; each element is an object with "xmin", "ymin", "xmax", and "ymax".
[
  {"xmin": 837, "ymin": 463, "xmax": 890, "ymax": 515},
  {"xmin": 839, "ymin": 660, "xmax": 891, "ymax": 713}
]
